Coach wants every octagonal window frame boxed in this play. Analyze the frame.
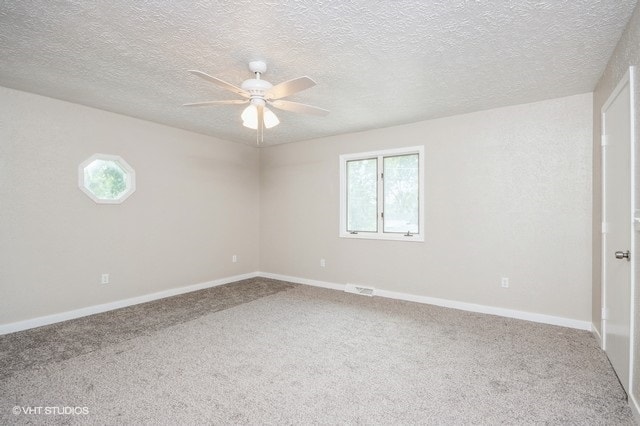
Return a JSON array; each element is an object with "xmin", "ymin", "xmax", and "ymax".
[{"xmin": 78, "ymin": 153, "xmax": 136, "ymax": 204}]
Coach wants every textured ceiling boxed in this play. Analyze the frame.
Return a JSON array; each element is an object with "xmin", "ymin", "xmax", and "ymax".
[{"xmin": 0, "ymin": 1, "xmax": 637, "ymax": 146}]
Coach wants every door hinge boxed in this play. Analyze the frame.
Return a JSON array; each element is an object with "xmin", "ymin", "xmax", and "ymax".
[
  {"xmin": 601, "ymin": 134, "xmax": 609, "ymax": 147},
  {"xmin": 381, "ymin": 212, "xmax": 384, "ymax": 219},
  {"xmin": 602, "ymin": 307, "xmax": 609, "ymax": 321},
  {"xmin": 381, "ymin": 172, "xmax": 384, "ymax": 179},
  {"xmin": 602, "ymin": 222, "xmax": 608, "ymax": 234}
]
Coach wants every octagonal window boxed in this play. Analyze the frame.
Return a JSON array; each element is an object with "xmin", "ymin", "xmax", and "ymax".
[{"xmin": 79, "ymin": 154, "xmax": 135, "ymax": 204}]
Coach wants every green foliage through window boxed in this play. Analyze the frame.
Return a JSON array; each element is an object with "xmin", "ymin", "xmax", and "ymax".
[
  {"xmin": 341, "ymin": 147, "xmax": 422, "ymax": 239},
  {"xmin": 347, "ymin": 158, "xmax": 378, "ymax": 232},
  {"xmin": 84, "ymin": 160, "xmax": 128, "ymax": 200},
  {"xmin": 383, "ymin": 154, "xmax": 419, "ymax": 233}
]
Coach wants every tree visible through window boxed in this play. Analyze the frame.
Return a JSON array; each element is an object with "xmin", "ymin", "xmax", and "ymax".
[
  {"xmin": 340, "ymin": 146, "xmax": 424, "ymax": 241},
  {"xmin": 383, "ymin": 154, "xmax": 419, "ymax": 233},
  {"xmin": 347, "ymin": 158, "xmax": 377, "ymax": 232},
  {"xmin": 84, "ymin": 159, "xmax": 128, "ymax": 200},
  {"xmin": 79, "ymin": 154, "xmax": 136, "ymax": 204}
]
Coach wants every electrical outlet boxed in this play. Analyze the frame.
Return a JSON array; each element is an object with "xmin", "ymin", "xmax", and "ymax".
[
  {"xmin": 101, "ymin": 273, "xmax": 110, "ymax": 284},
  {"xmin": 501, "ymin": 277, "xmax": 509, "ymax": 288},
  {"xmin": 232, "ymin": 255, "xmax": 237, "ymax": 263},
  {"xmin": 320, "ymin": 258, "xmax": 326, "ymax": 267}
]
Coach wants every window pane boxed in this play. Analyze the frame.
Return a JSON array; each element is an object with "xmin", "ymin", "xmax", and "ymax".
[
  {"xmin": 347, "ymin": 158, "xmax": 377, "ymax": 232},
  {"xmin": 84, "ymin": 159, "xmax": 128, "ymax": 200},
  {"xmin": 383, "ymin": 154, "xmax": 419, "ymax": 233}
]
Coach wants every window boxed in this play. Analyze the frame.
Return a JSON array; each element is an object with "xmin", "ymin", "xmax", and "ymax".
[
  {"xmin": 78, "ymin": 154, "xmax": 136, "ymax": 204},
  {"xmin": 340, "ymin": 146, "xmax": 424, "ymax": 241}
]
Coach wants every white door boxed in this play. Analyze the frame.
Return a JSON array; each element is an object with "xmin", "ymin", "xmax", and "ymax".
[{"xmin": 602, "ymin": 67, "xmax": 635, "ymax": 394}]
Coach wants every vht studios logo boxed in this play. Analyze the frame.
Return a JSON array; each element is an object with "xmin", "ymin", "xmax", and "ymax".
[{"xmin": 12, "ymin": 406, "xmax": 89, "ymax": 416}]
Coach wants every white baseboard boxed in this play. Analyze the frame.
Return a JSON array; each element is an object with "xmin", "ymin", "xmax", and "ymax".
[
  {"xmin": 259, "ymin": 272, "xmax": 591, "ymax": 331},
  {"xmin": 631, "ymin": 393, "xmax": 640, "ymax": 425},
  {"xmin": 0, "ymin": 272, "xmax": 259, "ymax": 335},
  {"xmin": 259, "ymin": 272, "xmax": 345, "ymax": 291},
  {"xmin": 0, "ymin": 271, "xmax": 593, "ymax": 335},
  {"xmin": 591, "ymin": 323, "xmax": 603, "ymax": 347}
]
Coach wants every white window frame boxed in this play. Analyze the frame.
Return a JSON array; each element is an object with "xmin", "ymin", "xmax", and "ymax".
[
  {"xmin": 339, "ymin": 146, "xmax": 424, "ymax": 242},
  {"xmin": 78, "ymin": 153, "xmax": 136, "ymax": 204}
]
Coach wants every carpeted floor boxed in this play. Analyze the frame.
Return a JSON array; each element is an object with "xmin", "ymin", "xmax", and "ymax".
[{"xmin": 0, "ymin": 277, "xmax": 634, "ymax": 424}]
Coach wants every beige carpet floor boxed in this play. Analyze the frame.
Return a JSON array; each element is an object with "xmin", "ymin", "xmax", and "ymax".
[{"xmin": 0, "ymin": 278, "xmax": 634, "ymax": 424}]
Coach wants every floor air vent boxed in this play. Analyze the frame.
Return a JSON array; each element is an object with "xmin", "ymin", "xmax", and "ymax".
[{"xmin": 344, "ymin": 284, "xmax": 375, "ymax": 297}]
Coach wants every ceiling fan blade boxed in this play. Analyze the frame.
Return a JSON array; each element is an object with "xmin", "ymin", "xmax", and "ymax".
[
  {"xmin": 270, "ymin": 99, "xmax": 329, "ymax": 116},
  {"xmin": 257, "ymin": 104, "xmax": 264, "ymax": 144},
  {"xmin": 183, "ymin": 100, "xmax": 248, "ymax": 107},
  {"xmin": 188, "ymin": 70, "xmax": 249, "ymax": 98},
  {"xmin": 266, "ymin": 76, "xmax": 316, "ymax": 100}
]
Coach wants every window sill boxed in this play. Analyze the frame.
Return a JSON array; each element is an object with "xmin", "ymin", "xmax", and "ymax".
[{"xmin": 339, "ymin": 232, "xmax": 424, "ymax": 242}]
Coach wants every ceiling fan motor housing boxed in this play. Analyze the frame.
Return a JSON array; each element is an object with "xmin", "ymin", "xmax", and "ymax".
[
  {"xmin": 241, "ymin": 78, "xmax": 272, "ymax": 98},
  {"xmin": 243, "ymin": 60, "xmax": 272, "ymax": 101}
]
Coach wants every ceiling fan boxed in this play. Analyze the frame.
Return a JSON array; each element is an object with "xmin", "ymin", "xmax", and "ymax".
[{"xmin": 184, "ymin": 61, "xmax": 329, "ymax": 144}]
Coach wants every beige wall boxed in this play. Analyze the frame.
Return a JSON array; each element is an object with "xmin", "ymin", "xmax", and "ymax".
[
  {"xmin": 592, "ymin": 1, "xmax": 640, "ymax": 401},
  {"xmin": 0, "ymin": 87, "xmax": 594, "ymax": 327},
  {"xmin": 260, "ymin": 93, "xmax": 593, "ymax": 322},
  {"xmin": 0, "ymin": 87, "xmax": 260, "ymax": 324}
]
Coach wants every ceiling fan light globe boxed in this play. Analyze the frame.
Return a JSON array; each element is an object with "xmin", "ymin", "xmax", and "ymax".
[
  {"xmin": 241, "ymin": 105, "xmax": 280, "ymax": 129},
  {"xmin": 241, "ymin": 105, "xmax": 258, "ymax": 129},
  {"xmin": 242, "ymin": 120, "xmax": 257, "ymax": 130},
  {"xmin": 264, "ymin": 107, "xmax": 280, "ymax": 129}
]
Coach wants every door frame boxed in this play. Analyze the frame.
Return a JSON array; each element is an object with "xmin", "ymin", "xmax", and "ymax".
[{"xmin": 601, "ymin": 65, "xmax": 636, "ymax": 394}]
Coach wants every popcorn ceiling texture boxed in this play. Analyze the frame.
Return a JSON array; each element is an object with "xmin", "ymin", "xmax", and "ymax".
[{"xmin": 0, "ymin": 0, "xmax": 636, "ymax": 145}]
